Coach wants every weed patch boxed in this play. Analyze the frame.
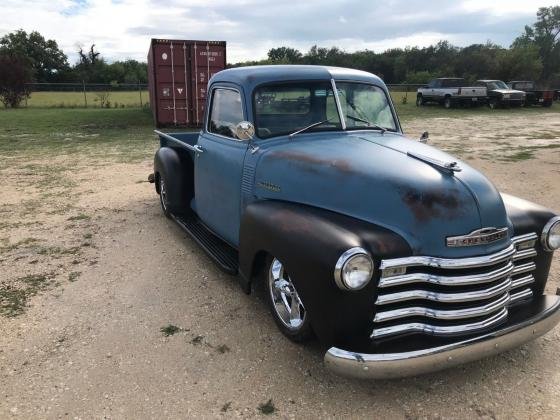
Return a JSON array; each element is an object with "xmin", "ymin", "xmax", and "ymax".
[
  {"xmin": 160, "ymin": 324, "xmax": 181, "ymax": 336},
  {"xmin": 258, "ymin": 399, "xmax": 276, "ymax": 415}
]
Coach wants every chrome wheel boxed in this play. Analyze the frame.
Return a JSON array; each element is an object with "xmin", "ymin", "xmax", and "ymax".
[
  {"xmin": 268, "ymin": 258, "xmax": 305, "ymax": 330},
  {"xmin": 159, "ymin": 177, "xmax": 168, "ymax": 212}
]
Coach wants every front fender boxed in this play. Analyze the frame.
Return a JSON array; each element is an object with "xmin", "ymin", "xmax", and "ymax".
[
  {"xmin": 502, "ymin": 193, "xmax": 557, "ymax": 294},
  {"xmin": 238, "ymin": 200, "xmax": 411, "ymax": 348}
]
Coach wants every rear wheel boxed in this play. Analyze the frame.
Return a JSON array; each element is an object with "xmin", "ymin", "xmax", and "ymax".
[
  {"xmin": 488, "ymin": 98, "xmax": 498, "ymax": 109},
  {"xmin": 443, "ymin": 97, "xmax": 452, "ymax": 109},
  {"xmin": 158, "ymin": 174, "xmax": 171, "ymax": 218},
  {"xmin": 265, "ymin": 256, "xmax": 313, "ymax": 342}
]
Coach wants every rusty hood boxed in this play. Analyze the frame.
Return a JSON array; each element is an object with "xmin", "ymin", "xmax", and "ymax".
[{"xmin": 254, "ymin": 131, "xmax": 510, "ymax": 258}]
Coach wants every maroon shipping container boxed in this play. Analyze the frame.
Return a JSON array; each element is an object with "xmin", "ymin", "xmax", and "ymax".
[{"xmin": 147, "ymin": 39, "xmax": 227, "ymax": 127}]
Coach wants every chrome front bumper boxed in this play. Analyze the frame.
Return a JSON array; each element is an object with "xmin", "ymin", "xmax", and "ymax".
[{"xmin": 324, "ymin": 295, "xmax": 560, "ymax": 379}]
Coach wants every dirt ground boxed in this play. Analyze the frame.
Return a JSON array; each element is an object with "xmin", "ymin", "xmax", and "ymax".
[{"xmin": 1, "ymin": 113, "xmax": 560, "ymax": 419}]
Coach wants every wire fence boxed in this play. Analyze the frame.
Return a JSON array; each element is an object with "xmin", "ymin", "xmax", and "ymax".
[
  {"xmin": 21, "ymin": 82, "xmax": 424, "ymax": 109},
  {"xmin": 24, "ymin": 82, "xmax": 149, "ymax": 109}
]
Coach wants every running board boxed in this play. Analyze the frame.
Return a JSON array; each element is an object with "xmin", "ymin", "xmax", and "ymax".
[{"xmin": 171, "ymin": 212, "xmax": 239, "ymax": 275}]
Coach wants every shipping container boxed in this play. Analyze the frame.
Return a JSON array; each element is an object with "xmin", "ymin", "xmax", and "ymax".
[{"xmin": 147, "ymin": 38, "xmax": 227, "ymax": 127}]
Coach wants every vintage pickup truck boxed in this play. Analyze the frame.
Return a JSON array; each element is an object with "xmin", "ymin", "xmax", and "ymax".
[
  {"xmin": 149, "ymin": 65, "xmax": 560, "ymax": 379},
  {"xmin": 416, "ymin": 78, "xmax": 487, "ymax": 108}
]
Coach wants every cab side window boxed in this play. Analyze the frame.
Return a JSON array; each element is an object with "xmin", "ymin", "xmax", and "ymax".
[{"xmin": 208, "ymin": 88, "xmax": 244, "ymax": 139}]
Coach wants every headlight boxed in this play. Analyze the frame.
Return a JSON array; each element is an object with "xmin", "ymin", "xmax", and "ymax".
[
  {"xmin": 334, "ymin": 247, "xmax": 374, "ymax": 290},
  {"xmin": 542, "ymin": 216, "xmax": 560, "ymax": 251}
]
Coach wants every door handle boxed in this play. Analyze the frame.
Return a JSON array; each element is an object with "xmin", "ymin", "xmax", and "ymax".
[{"xmin": 193, "ymin": 145, "xmax": 204, "ymax": 154}]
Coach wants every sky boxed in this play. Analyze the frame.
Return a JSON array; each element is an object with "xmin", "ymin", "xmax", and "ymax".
[{"xmin": 0, "ymin": 0, "xmax": 558, "ymax": 64}]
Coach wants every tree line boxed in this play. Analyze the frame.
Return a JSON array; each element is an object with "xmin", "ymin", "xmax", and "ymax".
[
  {"xmin": 0, "ymin": 6, "xmax": 558, "ymax": 108},
  {"xmin": 233, "ymin": 6, "xmax": 560, "ymax": 86}
]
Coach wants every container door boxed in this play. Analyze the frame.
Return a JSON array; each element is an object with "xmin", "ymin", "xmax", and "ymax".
[
  {"xmin": 190, "ymin": 42, "xmax": 227, "ymax": 126},
  {"xmin": 153, "ymin": 41, "xmax": 191, "ymax": 125}
]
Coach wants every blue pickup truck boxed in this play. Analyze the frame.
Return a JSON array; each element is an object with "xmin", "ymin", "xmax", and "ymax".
[{"xmin": 149, "ymin": 65, "xmax": 560, "ymax": 379}]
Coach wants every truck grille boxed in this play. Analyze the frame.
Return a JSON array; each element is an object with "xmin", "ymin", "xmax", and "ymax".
[{"xmin": 372, "ymin": 233, "xmax": 537, "ymax": 339}]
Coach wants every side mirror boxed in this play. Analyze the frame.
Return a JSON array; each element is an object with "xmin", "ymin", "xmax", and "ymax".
[
  {"xmin": 419, "ymin": 131, "xmax": 429, "ymax": 143},
  {"xmin": 235, "ymin": 121, "xmax": 255, "ymax": 141}
]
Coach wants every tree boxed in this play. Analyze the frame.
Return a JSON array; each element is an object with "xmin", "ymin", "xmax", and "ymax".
[
  {"xmin": 267, "ymin": 47, "xmax": 302, "ymax": 63},
  {"xmin": 513, "ymin": 6, "xmax": 560, "ymax": 80},
  {"xmin": 0, "ymin": 54, "xmax": 33, "ymax": 107},
  {"xmin": 0, "ymin": 29, "xmax": 69, "ymax": 82},
  {"xmin": 74, "ymin": 44, "xmax": 108, "ymax": 82}
]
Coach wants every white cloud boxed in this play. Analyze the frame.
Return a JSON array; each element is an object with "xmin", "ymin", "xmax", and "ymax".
[{"xmin": 0, "ymin": 0, "xmax": 551, "ymax": 64}]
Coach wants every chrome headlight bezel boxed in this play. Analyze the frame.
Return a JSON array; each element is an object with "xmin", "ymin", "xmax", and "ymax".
[
  {"xmin": 334, "ymin": 247, "xmax": 374, "ymax": 291},
  {"xmin": 542, "ymin": 216, "xmax": 560, "ymax": 252}
]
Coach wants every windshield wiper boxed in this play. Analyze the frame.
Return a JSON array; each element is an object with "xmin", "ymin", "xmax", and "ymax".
[
  {"xmin": 288, "ymin": 118, "xmax": 333, "ymax": 139},
  {"xmin": 346, "ymin": 115, "xmax": 387, "ymax": 133}
]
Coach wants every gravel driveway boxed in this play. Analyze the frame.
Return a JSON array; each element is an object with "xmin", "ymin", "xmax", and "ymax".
[{"xmin": 1, "ymin": 113, "xmax": 559, "ymax": 419}]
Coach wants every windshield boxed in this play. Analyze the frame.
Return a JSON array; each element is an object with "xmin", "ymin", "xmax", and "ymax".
[
  {"xmin": 488, "ymin": 81, "xmax": 509, "ymax": 90},
  {"xmin": 253, "ymin": 81, "xmax": 397, "ymax": 139}
]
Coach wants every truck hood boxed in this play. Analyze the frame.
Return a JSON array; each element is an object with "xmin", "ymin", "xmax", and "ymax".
[{"xmin": 254, "ymin": 132, "xmax": 510, "ymax": 257}]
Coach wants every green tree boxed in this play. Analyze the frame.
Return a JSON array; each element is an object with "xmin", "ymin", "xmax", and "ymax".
[
  {"xmin": 513, "ymin": 6, "xmax": 560, "ymax": 80},
  {"xmin": 0, "ymin": 29, "xmax": 69, "ymax": 82},
  {"xmin": 267, "ymin": 47, "xmax": 302, "ymax": 63}
]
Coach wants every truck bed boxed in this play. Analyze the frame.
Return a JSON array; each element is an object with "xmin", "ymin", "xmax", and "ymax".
[{"xmin": 154, "ymin": 130, "xmax": 199, "ymax": 152}]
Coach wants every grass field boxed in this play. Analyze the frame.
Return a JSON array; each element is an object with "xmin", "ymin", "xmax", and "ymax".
[{"xmin": 25, "ymin": 90, "xmax": 150, "ymax": 108}]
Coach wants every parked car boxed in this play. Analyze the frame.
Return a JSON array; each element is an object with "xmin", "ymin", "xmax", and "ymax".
[
  {"xmin": 476, "ymin": 80, "xmax": 526, "ymax": 108},
  {"xmin": 150, "ymin": 65, "xmax": 560, "ymax": 379},
  {"xmin": 507, "ymin": 81, "xmax": 554, "ymax": 107},
  {"xmin": 416, "ymin": 78, "xmax": 487, "ymax": 108}
]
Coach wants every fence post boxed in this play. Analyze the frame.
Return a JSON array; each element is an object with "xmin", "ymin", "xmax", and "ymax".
[
  {"xmin": 82, "ymin": 80, "xmax": 88, "ymax": 108},
  {"xmin": 138, "ymin": 81, "xmax": 143, "ymax": 107}
]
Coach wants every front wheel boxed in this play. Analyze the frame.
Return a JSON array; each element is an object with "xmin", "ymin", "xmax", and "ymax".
[
  {"xmin": 416, "ymin": 95, "xmax": 424, "ymax": 106},
  {"xmin": 265, "ymin": 256, "xmax": 313, "ymax": 342},
  {"xmin": 488, "ymin": 98, "xmax": 498, "ymax": 109}
]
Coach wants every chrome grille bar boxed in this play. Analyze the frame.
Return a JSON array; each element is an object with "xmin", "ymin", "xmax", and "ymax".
[
  {"xmin": 378, "ymin": 261, "xmax": 514, "ymax": 288},
  {"xmin": 373, "ymin": 233, "xmax": 538, "ymax": 340},
  {"xmin": 374, "ymin": 292, "xmax": 510, "ymax": 323},
  {"xmin": 510, "ymin": 288, "xmax": 533, "ymax": 303},
  {"xmin": 371, "ymin": 308, "xmax": 509, "ymax": 339},
  {"xmin": 511, "ymin": 274, "xmax": 534, "ymax": 289},
  {"xmin": 380, "ymin": 244, "xmax": 515, "ymax": 272},
  {"xmin": 375, "ymin": 278, "xmax": 512, "ymax": 305}
]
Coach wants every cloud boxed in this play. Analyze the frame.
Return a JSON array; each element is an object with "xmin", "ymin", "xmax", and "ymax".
[{"xmin": 0, "ymin": 0, "xmax": 556, "ymax": 64}]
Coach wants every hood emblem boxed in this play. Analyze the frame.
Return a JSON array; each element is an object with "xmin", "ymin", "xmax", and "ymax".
[
  {"xmin": 446, "ymin": 227, "xmax": 508, "ymax": 247},
  {"xmin": 407, "ymin": 151, "xmax": 462, "ymax": 175}
]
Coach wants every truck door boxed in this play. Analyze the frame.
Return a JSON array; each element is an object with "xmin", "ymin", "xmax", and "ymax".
[{"xmin": 194, "ymin": 86, "xmax": 248, "ymax": 246}]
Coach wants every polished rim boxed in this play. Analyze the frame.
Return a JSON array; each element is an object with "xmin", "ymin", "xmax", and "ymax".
[
  {"xmin": 268, "ymin": 258, "xmax": 305, "ymax": 330},
  {"xmin": 159, "ymin": 177, "xmax": 168, "ymax": 211}
]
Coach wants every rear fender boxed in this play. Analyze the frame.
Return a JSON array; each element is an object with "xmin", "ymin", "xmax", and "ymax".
[{"xmin": 153, "ymin": 147, "xmax": 194, "ymax": 214}]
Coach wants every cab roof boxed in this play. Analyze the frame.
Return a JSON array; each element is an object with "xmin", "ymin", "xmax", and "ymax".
[{"xmin": 210, "ymin": 65, "xmax": 386, "ymax": 92}]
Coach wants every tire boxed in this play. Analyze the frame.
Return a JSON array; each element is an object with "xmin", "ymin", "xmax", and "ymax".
[
  {"xmin": 443, "ymin": 97, "xmax": 452, "ymax": 109},
  {"xmin": 543, "ymin": 100, "xmax": 553, "ymax": 108},
  {"xmin": 158, "ymin": 173, "xmax": 172, "ymax": 218},
  {"xmin": 488, "ymin": 99, "xmax": 498, "ymax": 109},
  {"xmin": 416, "ymin": 95, "xmax": 424, "ymax": 107},
  {"xmin": 265, "ymin": 255, "xmax": 313, "ymax": 342}
]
